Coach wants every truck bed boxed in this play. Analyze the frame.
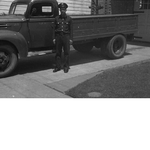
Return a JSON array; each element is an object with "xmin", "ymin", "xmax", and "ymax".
[{"xmin": 71, "ymin": 14, "xmax": 138, "ymax": 42}]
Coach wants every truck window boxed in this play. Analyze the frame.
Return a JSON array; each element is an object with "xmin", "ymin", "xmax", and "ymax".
[
  {"xmin": 30, "ymin": 3, "xmax": 53, "ymax": 17},
  {"xmin": 9, "ymin": 4, "xmax": 28, "ymax": 15},
  {"xmin": 42, "ymin": 6, "xmax": 52, "ymax": 13}
]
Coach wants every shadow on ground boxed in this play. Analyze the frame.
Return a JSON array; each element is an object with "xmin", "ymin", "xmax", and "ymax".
[
  {"xmin": 128, "ymin": 40, "xmax": 150, "ymax": 47},
  {"xmin": 12, "ymin": 47, "xmax": 131, "ymax": 76}
]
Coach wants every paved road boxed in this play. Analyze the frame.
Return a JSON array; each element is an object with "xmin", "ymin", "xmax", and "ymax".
[{"xmin": 0, "ymin": 42, "xmax": 150, "ymax": 98}]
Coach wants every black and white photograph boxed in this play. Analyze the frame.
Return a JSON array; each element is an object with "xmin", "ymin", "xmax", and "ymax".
[
  {"xmin": 0, "ymin": 0, "xmax": 150, "ymax": 150},
  {"xmin": 0, "ymin": 0, "xmax": 150, "ymax": 98}
]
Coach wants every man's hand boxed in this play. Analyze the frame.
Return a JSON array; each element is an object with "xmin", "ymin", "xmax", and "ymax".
[
  {"xmin": 70, "ymin": 40, "xmax": 73, "ymax": 45},
  {"xmin": 53, "ymin": 39, "xmax": 56, "ymax": 44}
]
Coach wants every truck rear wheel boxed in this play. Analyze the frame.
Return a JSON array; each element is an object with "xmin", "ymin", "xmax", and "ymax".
[
  {"xmin": 0, "ymin": 45, "xmax": 18, "ymax": 78},
  {"xmin": 73, "ymin": 43, "xmax": 93, "ymax": 52},
  {"xmin": 106, "ymin": 35, "xmax": 126, "ymax": 59}
]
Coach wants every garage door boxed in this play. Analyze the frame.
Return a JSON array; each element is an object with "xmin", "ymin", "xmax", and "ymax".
[{"xmin": 133, "ymin": 0, "xmax": 150, "ymax": 42}]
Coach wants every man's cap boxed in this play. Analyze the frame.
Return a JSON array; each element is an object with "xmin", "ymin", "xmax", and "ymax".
[{"xmin": 58, "ymin": 3, "xmax": 68, "ymax": 9}]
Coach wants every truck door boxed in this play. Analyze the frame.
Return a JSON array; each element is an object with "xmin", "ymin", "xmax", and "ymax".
[
  {"xmin": 28, "ymin": 3, "xmax": 55, "ymax": 49},
  {"xmin": 134, "ymin": 0, "xmax": 150, "ymax": 41}
]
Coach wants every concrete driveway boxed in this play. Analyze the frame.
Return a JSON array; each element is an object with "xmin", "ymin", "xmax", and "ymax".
[{"xmin": 0, "ymin": 41, "xmax": 150, "ymax": 98}]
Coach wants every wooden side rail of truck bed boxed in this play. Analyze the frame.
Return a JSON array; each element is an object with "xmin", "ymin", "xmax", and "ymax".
[{"xmin": 72, "ymin": 14, "xmax": 138, "ymax": 41}]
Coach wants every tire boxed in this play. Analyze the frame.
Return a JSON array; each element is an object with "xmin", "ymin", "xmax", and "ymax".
[
  {"xmin": 0, "ymin": 45, "xmax": 18, "ymax": 78},
  {"xmin": 73, "ymin": 42, "xmax": 93, "ymax": 52},
  {"xmin": 106, "ymin": 35, "xmax": 126, "ymax": 59}
]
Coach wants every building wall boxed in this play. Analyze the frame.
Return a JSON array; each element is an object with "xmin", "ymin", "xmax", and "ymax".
[
  {"xmin": 0, "ymin": 0, "xmax": 12, "ymax": 13},
  {"xmin": 0, "ymin": 0, "xmax": 92, "ymax": 15},
  {"xmin": 111, "ymin": 0, "xmax": 134, "ymax": 14},
  {"xmin": 0, "ymin": 0, "xmax": 135, "ymax": 15},
  {"xmin": 58, "ymin": 0, "xmax": 91, "ymax": 15}
]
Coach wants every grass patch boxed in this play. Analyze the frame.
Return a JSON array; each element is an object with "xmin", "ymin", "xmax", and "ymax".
[{"xmin": 66, "ymin": 60, "xmax": 150, "ymax": 98}]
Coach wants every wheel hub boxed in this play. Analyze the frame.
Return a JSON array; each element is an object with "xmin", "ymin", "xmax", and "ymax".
[
  {"xmin": 113, "ymin": 39, "xmax": 123, "ymax": 54},
  {"xmin": 0, "ymin": 52, "xmax": 9, "ymax": 69}
]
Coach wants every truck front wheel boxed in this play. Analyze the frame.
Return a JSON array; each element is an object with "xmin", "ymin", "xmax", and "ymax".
[
  {"xmin": 106, "ymin": 35, "xmax": 126, "ymax": 59},
  {"xmin": 0, "ymin": 45, "xmax": 18, "ymax": 78},
  {"xmin": 73, "ymin": 43, "xmax": 93, "ymax": 52}
]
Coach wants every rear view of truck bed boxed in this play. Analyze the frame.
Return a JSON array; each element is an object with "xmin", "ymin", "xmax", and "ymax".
[{"xmin": 72, "ymin": 14, "xmax": 138, "ymax": 60}]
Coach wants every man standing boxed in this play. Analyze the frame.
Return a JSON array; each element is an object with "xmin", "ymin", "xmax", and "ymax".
[{"xmin": 53, "ymin": 3, "xmax": 73, "ymax": 73}]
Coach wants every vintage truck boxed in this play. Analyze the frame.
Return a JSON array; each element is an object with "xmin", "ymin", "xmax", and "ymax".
[{"xmin": 0, "ymin": 0, "xmax": 138, "ymax": 78}]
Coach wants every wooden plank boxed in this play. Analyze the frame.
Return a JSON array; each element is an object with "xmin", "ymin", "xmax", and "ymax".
[
  {"xmin": 57, "ymin": 0, "xmax": 91, "ymax": 15},
  {"xmin": 0, "ymin": 0, "xmax": 92, "ymax": 14},
  {"xmin": 0, "ymin": 0, "xmax": 12, "ymax": 13}
]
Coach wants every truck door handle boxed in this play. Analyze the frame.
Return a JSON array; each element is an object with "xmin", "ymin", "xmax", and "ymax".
[{"xmin": 0, "ymin": 24, "xmax": 11, "ymax": 28}]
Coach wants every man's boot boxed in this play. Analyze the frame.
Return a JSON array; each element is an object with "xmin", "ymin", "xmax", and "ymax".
[
  {"xmin": 64, "ymin": 66, "xmax": 69, "ymax": 73},
  {"xmin": 53, "ymin": 56, "xmax": 61, "ymax": 72},
  {"xmin": 64, "ymin": 55, "xmax": 70, "ymax": 73}
]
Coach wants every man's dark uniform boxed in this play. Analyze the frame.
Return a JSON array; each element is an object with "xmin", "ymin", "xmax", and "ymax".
[{"xmin": 53, "ymin": 3, "xmax": 73, "ymax": 73}]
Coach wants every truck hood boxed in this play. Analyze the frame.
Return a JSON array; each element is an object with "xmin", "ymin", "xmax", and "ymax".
[
  {"xmin": 0, "ymin": 14, "xmax": 25, "ymax": 22},
  {"xmin": 0, "ymin": 15, "xmax": 24, "ymax": 32}
]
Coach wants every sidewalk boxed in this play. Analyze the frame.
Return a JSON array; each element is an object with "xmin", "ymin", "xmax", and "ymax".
[
  {"xmin": 0, "ymin": 43, "xmax": 150, "ymax": 98},
  {"xmin": 46, "ymin": 44, "xmax": 150, "ymax": 95},
  {"xmin": 0, "ymin": 75, "xmax": 70, "ymax": 98}
]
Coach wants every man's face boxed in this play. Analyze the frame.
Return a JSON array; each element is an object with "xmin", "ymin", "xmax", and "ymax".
[{"xmin": 60, "ymin": 8, "xmax": 67, "ymax": 14}]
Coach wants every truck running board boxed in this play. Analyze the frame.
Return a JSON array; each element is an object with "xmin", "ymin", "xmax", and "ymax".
[{"xmin": 27, "ymin": 49, "xmax": 55, "ymax": 57}]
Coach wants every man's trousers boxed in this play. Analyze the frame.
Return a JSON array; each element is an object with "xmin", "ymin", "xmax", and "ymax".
[{"xmin": 55, "ymin": 33, "xmax": 70, "ymax": 69}]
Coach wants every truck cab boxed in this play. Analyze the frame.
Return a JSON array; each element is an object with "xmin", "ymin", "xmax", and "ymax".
[
  {"xmin": 0, "ymin": 0, "xmax": 59, "ymax": 78},
  {"xmin": 8, "ymin": 0, "xmax": 58, "ymax": 49}
]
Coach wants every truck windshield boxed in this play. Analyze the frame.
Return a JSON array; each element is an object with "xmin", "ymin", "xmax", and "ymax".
[{"xmin": 9, "ymin": 4, "xmax": 28, "ymax": 15}]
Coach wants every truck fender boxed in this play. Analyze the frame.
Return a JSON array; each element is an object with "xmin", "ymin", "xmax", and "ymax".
[{"xmin": 0, "ymin": 30, "xmax": 28, "ymax": 58}]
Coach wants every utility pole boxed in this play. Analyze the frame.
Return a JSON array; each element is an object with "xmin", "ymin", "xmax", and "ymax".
[
  {"xmin": 105, "ymin": 0, "xmax": 112, "ymax": 14},
  {"xmin": 96, "ymin": 0, "xmax": 98, "ymax": 14},
  {"xmin": 90, "ymin": 0, "xmax": 104, "ymax": 15}
]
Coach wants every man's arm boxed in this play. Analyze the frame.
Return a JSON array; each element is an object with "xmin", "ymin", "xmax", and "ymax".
[
  {"xmin": 69, "ymin": 17, "xmax": 73, "ymax": 44},
  {"xmin": 53, "ymin": 18, "xmax": 57, "ymax": 44}
]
